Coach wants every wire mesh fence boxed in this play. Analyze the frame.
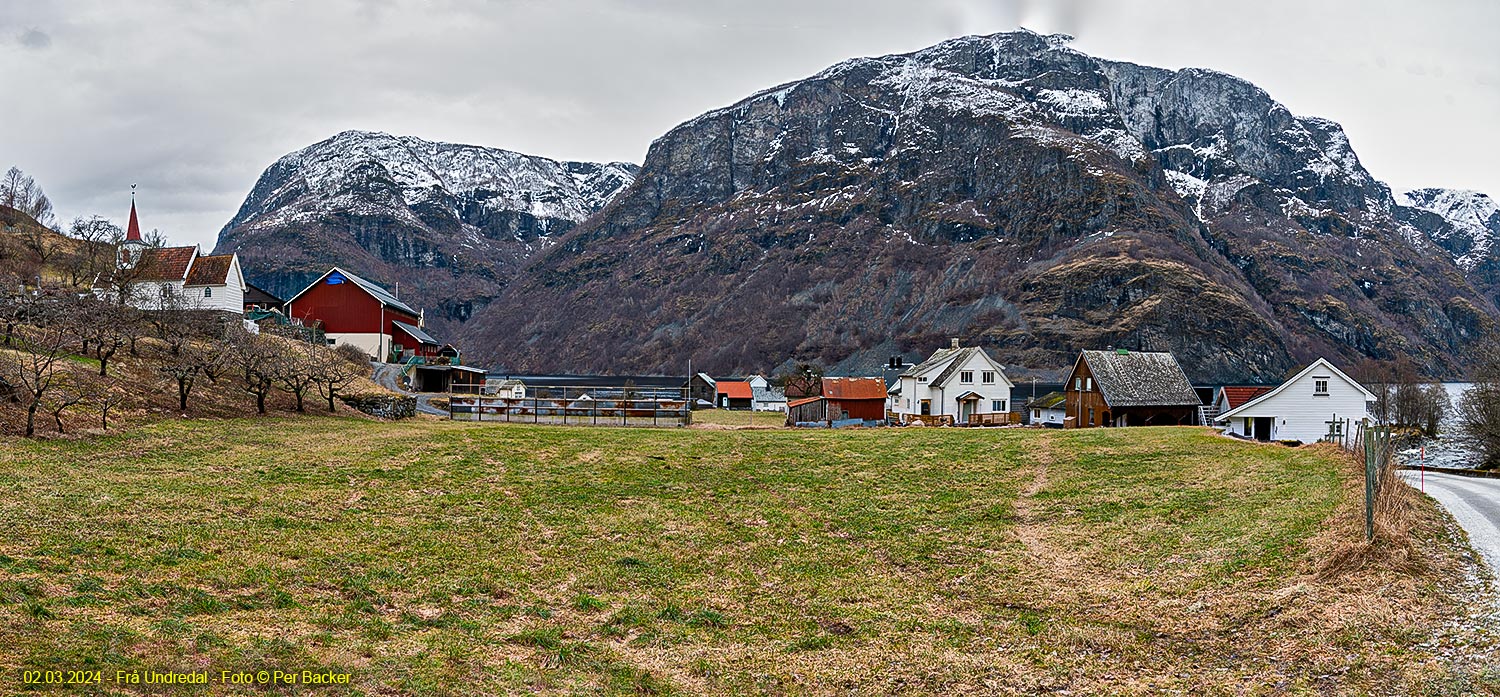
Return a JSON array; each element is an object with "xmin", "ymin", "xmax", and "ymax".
[
  {"xmin": 448, "ymin": 384, "xmax": 692, "ymax": 428},
  {"xmin": 1321, "ymin": 415, "xmax": 1398, "ymax": 541}
]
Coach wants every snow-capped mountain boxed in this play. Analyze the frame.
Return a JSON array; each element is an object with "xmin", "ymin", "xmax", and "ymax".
[
  {"xmin": 213, "ymin": 130, "xmax": 638, "ymax": 324},
  {"xmin": 453, "ymin": 30, "xmax": 1498, "ymax": 380},
  {"xmin": 1400, "ymin": 188, "xmax": 1499, "ymax": 271}
]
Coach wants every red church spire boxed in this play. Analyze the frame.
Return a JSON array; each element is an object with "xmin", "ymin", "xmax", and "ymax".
[{"xmin": 125, "ymin": 184, "xmax": 142, "ymax": 241}]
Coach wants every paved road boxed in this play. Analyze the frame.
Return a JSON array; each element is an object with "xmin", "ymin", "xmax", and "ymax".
[
  {"xmin": 1403, "ymin": 470, "xmax": 1500, "ymax": 574},
  {"xmin": 370, "ymin": 362, "xmax": 448, "ymax": 417}
]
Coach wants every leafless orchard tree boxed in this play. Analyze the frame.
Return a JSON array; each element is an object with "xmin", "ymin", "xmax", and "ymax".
[
  {"xmin": 312, "ymin": 346, "xmax": 364, "ymax": 412},
  {"xmin": 227, "ymin": 326, "xmax": 280, "ymax": 414},
  {"xmin": 271, "ymin": 336, "xmax": 321, "ymax": 413},
  {"xmin": 157, "ymin": 339, "xmax": 228, "ymax": 413},
  {"xmin": 3, "ymin": 322, "xmax": 73, "ymax": 437}
]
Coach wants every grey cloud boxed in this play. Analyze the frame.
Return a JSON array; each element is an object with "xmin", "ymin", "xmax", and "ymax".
[
  {"xmin": 17, "ymin": 28, "xmax": 49, "ymax": 49},
  {"xmin": 3, "ymin": 0, "xmax": 1497, "ymax": 250}
]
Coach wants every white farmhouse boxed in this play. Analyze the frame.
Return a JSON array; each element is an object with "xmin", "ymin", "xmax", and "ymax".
[
  {"xmin": 887, "ymin": 339, "xmax": 1015, "ymax": 424},
  {"xmin": 1215, "ymin": 358, "xmax": 1376, "ymax": 443},
  {"xmin": 106, "ymin": 199, "xmax": 246, "ymax": 314},
  {"xmin": 747, "ymin": 375, "xmax": 787, "ymax": 412}
]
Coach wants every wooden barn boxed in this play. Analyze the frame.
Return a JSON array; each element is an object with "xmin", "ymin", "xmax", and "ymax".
[
  {"xmin": 1064, "ymin": 349, "xmax": 1201, "ymax": 428},
  {"xmin": 787, "ymin": 377, "xmax": 888, "ymax": 425},
  {"xmin": 284, "ymin": 268, "xmax": 440, "ymax": 363},
  {"xmin": 243, "ymin": 282, "xmax": 283, "ymax": 312},
  {"xmin": 715, "ymin": 380, "xmax": 754, "ymax": 410}
]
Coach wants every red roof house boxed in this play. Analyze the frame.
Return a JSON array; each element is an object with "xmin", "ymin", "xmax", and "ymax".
[{"xmin": 714, "ymin": 380, "xmax": 754, "ymax": 409}]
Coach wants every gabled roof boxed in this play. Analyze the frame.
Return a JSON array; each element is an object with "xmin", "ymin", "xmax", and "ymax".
[
  {"xmin": 902, "ymin": 345, "xmax": 1015, "ymax": 388},
  {"xmin": 133, "ymin": 245, "xmax": 197, "ymax": 282},
  {"xmin": 1028, "ymin": 391, "xmax": 1067, "ymax": 409},
  {"xmin": 392, "ymin": 320, "xmax": 440, "ymax": 346},
  {"xmin": 1076, "ymin": 350, "xmax": 1199, "ymax": 408},
  {"xmin": 244, "ymin": 282, "xmax": 282, "ymax": 306},
  {"xmin": 1217, "ymin": 358, "xmax": 1376, "ymax": 421},
  {"xmin": 821, "ymin": 377, "xmax": 887, "ymax": 400},
  {"xmin": 184, "ymin": 253, "xmax": 236, "ymax": 286},
  {"xmin": 716, "ymin": 381, "xmax": 753, "ymax": 400},
  {"xmin": 1219, "ymin": 386, "xmax": 1273, "ymax": 411},
  {"xmin": 286, "ymin": 267, "xmax": 420, "ymax": 317},
  {"xmin": 751, "ymin": 384, "xmax": 785, "ymax": 403}
]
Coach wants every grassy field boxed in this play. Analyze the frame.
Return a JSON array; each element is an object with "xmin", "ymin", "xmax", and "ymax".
[
  {"xmin": 688, "ymin": 409, "xmax": 787, "ymax": 428},
  {"xmin": 0, "ymin": 419, "xmax": 1492, "ymax": 695}
]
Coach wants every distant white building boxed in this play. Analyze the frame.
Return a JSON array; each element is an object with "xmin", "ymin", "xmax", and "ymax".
[
  {"xmin": 1027, "ymin": 392, "xmax": 1067, "ymax": 427},
  {"xmin": 747, "ymin": 375, "xmax": 787, "ymax": 412},
  {"xmin": 485, "ymin": 379, "xmax": 526, "ymax": 399},
  {"xmin": 105, "ymin": 199, "xmax": 246, "ymax": 314},
  {"xmin": 887, "ymin": 339, "xmax": 1015, "ymax": 424},
  {"xmin": 1215, "ymin": 358, "xmax": 1376, "ymax": 443}
]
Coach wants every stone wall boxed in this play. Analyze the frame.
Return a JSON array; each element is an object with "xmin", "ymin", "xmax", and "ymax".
[{"xmin": 340, "ymin": 393, "xmax": 417, "ymax": 420}]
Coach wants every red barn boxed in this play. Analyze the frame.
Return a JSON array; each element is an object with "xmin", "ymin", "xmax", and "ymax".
[
  {"xmin": 785, "ymin": 377, "xmax": 888, "ymax": 425},
  {"xmin": 284, "ymin": 268, "xmax": 438, "ymax": 362}
]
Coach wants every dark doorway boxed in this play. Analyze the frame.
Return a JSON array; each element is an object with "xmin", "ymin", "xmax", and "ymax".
[{"xmin": 1253, "ymin": 417, "xmax": 1273, "ymax": 441}]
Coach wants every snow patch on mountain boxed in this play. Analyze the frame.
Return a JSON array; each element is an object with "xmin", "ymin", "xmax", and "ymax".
[{"xmin": 1401, "ymin": 188, "xmax": 1500, "ymax": 270}]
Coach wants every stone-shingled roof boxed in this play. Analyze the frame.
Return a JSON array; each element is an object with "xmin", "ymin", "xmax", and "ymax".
[{"xmin": 1080, "ymin": 350, "xmax": 1199, "ymax": 408}]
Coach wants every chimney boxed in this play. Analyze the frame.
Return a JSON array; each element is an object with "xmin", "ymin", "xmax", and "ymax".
[{"xmin": 950, "ymin": 338, "xmax": 960, "ymax": 350}]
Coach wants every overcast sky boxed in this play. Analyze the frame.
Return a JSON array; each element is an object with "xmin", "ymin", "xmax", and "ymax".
[{"xmin": 3, "ymin": 0, "xmax": 1497, "ymax": 249}]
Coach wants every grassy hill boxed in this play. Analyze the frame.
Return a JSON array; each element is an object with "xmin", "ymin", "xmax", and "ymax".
[
  {"xmin": 0, "ymin": 421, "xmax": 1493, "ymax": 694},
  {"xmin": 0, "ymin": 205, "xmax": 90, "ymax": 287}
]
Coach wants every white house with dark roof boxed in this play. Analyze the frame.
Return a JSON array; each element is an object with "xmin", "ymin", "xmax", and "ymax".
[
  {"xmin": 1215, "ymin": 358, "xmax": 1376, "ymax": 443},
  {"xmin": 888, "ymin": 339, "xmax": 1015, "ymax": 424}
]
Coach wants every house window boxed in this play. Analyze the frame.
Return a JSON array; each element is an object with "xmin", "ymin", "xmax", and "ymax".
[
  {"xmin": 918, "ymin": 377, "xmax": 928, "ymax": 383},
  {"xmin": 204, "ymin": 287, "xmax": 212, "ymax": 298},
  {"xmin": 1075, "ymin": 377, "xmax": 1082, "ymax": 391},
  {"xmin": 982, "ymin": 371, "xmax": 995, "ymax": 384},
  {"xmin": 1089, "ymin": 408, "xmax": 1095, "ymax": 426},
  {"xmin": 960, "ymin": 371, "xmax": 973, "ymax": 383},
  {"xmin": 1085, "ymin": 377, "xmax": 1093, "ymax": 391},
  {"xmin": 992, "ymin": 400, "xmax": 1005, "ymax": 412},
  {"xmin": 1033, "ymin": 409, "xmax": 1040, "ymax": 419},
  {"xmin": 1314, "ymin": 378, "xmax": 1329, "ymax": 395}
]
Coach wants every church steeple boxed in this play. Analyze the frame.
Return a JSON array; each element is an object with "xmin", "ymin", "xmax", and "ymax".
[{"xmin": 126, "ymin": 184, "xmax": 141, "ymax": 241}]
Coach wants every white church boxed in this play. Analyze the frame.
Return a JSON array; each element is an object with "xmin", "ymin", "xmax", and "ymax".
[{"xmin": 104, "ymin": 197, "xmax": 247, "ymax": 314}]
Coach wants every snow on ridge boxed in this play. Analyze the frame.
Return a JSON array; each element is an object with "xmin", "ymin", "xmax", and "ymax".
[
  {"xmin": 1401, "ymin": 187, "xmax": 1500, "ymax": 269},
  {"xmin": 252, "ymin": 131, "xmax": 639, "ymax": 226}
]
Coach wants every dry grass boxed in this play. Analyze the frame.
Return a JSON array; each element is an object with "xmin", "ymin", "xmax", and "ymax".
[
  {"xmin": 687, "ymin": 409, "xmax": 786, "ymax": 429},
  {"xmin": 0, "ymin": 421, "xmax": 1492, "ymax": 695}
]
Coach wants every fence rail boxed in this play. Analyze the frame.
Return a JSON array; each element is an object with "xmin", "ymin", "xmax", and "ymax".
[{"xmin": 448, "ymin": 384, "xmax": 691, "ymax": 428}]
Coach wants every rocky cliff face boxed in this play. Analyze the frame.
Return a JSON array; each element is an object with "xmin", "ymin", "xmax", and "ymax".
[
  {"xmin": 213, "ymin": 130, "xmax": 638, "ymax": 329},
  {"xmin": 452, "ymin": 31, "xmax": 1497, "ymax": 381}
]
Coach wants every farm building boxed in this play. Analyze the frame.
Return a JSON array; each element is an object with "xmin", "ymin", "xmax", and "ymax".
[
  {"xmin": 243, "ymin": 282, "xmax": 283, "ymax": 312},
  {"xmin": 1026, "ymin": 392, "xmax": 1067, "ymax": 427},
  {"xmin": 412, "ymin": 365, "xmax": 487, "ymax": 393},
  {"xmin": 1209, "ymin": 386, "xmax": 1273, "ymax": 423},
  {"xmin": 284, "ymin": 267, "xmax": 440, "ymax": 363},
  {"xmin": 788, "ymin": 377, "xmax": 888, "ymax": 425},
  {"xmin": 484, "ymin": 379, "xmax": 527, "ymax": 399},
  {"xmin": 686, "ymin": 373, "xmax": 717, "ymax": 408},
  {"xmin": 715, "ymin": 380, "xmax": 754, "ymax": 410},
  {"xmin": 103, "ymin": 200, "xmax": 247, "ymax": 314},
  {"xmin": 887, "ymin": 340, "xmax": 1015, "ymax": 425},
  {"xmin": 1215, "ymin": 358, "xmax": 1375, "ymax": 443},
  {"xmin": 747, "ymin": 375, "xmax": 787, "ymax": 412},
  {"xmin": 1064, "ymin": 350, "xmax": 1201, "ymax": 428}
]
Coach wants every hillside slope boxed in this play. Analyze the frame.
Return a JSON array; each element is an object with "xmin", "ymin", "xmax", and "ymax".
[{"xmin": 453, "ymin": 31, "xmax": 1497, "ymax": 381}]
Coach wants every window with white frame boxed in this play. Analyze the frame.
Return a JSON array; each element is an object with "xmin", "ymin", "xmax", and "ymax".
[
  {"xmin": 982, "ymin": 371, "xmax": 994, "ymax": 384},
  {"xmin": 992, "ymin": 400, "xmax": 1005, "ymax": 412},
  {"xmin": 1085, "ymin": 377, "xmax": 1092, "ymax": 391},
  {"xmin": 1314, "ymin": 378, "xmax": 1329, "ymax": 395},
  {"xmin": 204, "ymin": 287, "xmax": 212, "ymax": 298},
  {"xmin": 960, "ymin": 371, "xmax": 973, "ymax": 383}
]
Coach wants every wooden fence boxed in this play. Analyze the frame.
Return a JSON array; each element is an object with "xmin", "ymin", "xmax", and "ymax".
[{"xmin": 1321, "ymin": 415, "xmax": 1397, "ymax": 541}]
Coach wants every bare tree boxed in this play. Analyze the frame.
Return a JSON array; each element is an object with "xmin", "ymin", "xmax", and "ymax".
[
  {"xmin": 2, "ymin": 167, "xmax": 57, "ymax": 228},
  {"xmin": 72, "ymin": 298, "xmax": 132, "ymax": 377},
  {"xmin": 312, "ymin": 346, "xmax": 363, "ymax": 412},
  {"xmin": 271, "ymin": 339, "xmax": 320, "ymax": 412},
  {"xmin": 45, "ymin": 387, "xmax": 85, "ymax": 434},
  {"xmin": 157, "ymin": 338, "xmax": 227, "ymax": 413},
  {"xmin": 4, "ymin": 323, "xmax": 72, "ymax": 436},
  {"xmin": 775, "ymin": 362, "xmax": 824, "ymax": 399},
  {"xmin": 96, "ymin": 390, "xmax": 126, "ymax": 430},
  {"xmin": 228, "ymin": 327, "xmax": 279, "ymax": 414},
  {"xmin": 63, "ymin": 216, "xmax": 120, "ymax": 287}
]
